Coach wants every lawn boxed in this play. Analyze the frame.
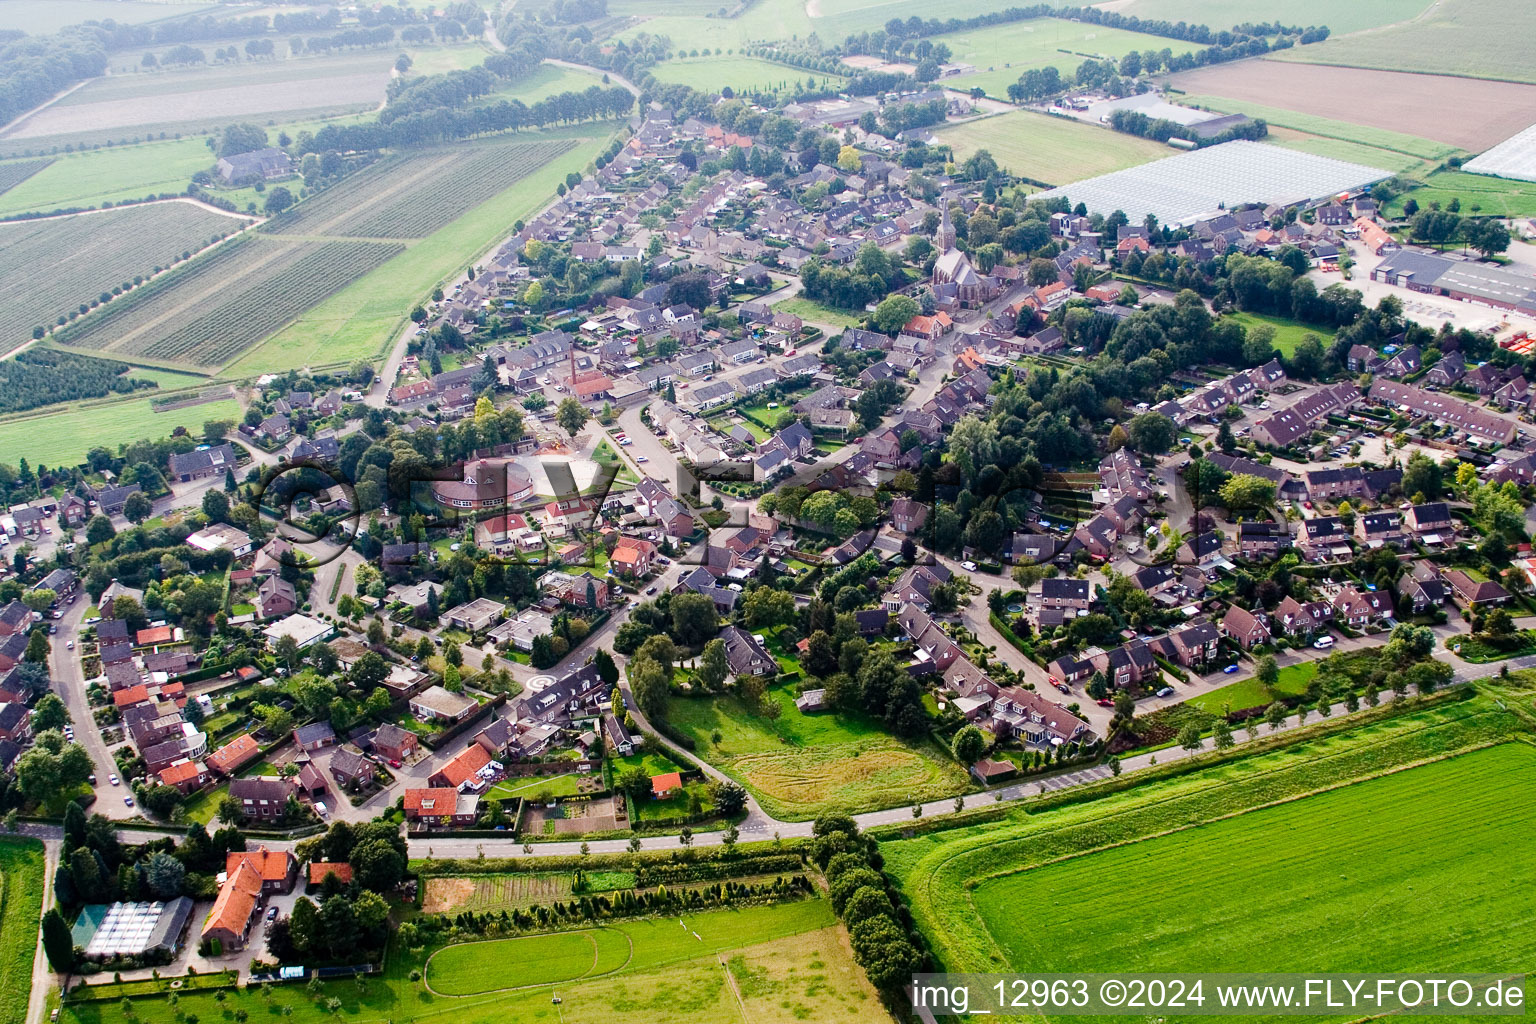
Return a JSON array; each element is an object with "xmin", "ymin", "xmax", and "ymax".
[
  {"xmin": 1384, "ymin": 170, "xmax": 1536, "ymax": 220},
  {"xmin": 0, "ymin": 394, "xmax": 241, "ymax": 467},
  {"xmin": 933, "ymin": 110, "xmax": 1170, "ymax": 187},
  {"xmin": 0, "ymin": 138, "xmax": 217, "ymax": 216},
  {"xmin": 665, "ymin": 687, "xmax": 971, "ymax": 819},
  {"xmin": 1222, "ymin": 311, "xmax": 1332, "ymax": 358},
  {"xmin": 771, "ymin": 296, "xmax": 864, "ymax": 329},
  {"xmin": 972, "ymin": 744, "xmax": 1536, "ymax": 1009},
  {"xmin": 485, "ymin": 772, "xmax": 587, "ymax": 800},
  {"xmin": 67, "ymin": 899, "xmax": 871, "ymax": 1024},
  {"xmin": 225, "ymin": 127, "xmax": 616, "ymax": 378},
  {"xmin": 1184, "ymin": 661, "xmax": 1315, "ymax": 714},
  {"xmin": 427, "ymin": 931, "xmax": 607, "ymax": 994},
  {"xmin": 1266, "ymin": 0, "xmax": 1536, "ymax": 83},
  {"xmin": 883, "ymin": 691, "xmax": 1525, "ymax": 974},
  {"xmin": 0, "ymin": 838, "xmax": 44, "ymax": 1024},
  {"xmin": 938, "ymin": 17, "xmax": 1209, "ymax": 98},
  {"xmin": 649, "ymin": 56, "xmax": 844, "ymax": 95}
]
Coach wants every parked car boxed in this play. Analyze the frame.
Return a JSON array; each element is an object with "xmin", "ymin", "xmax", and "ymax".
[
  {"xmin": 1096, "ymin": 698, "xmax": 1114, "ymax": 708},
  {"xmin": 960, "ymin": 560, "xmax": 978, "ymax": 571},
  {"xmin": 636, "ymin": 455, "xmax": 648, "ymax": 462},
  {"xmin": 109, "ymin": 774, "xmax": 119, "ymax": 786},
  {"xmin": 1055, "ymin": 683, "xmax": 1070, "ymax": 694},
  {"xmin": 123, "ymin": 797, "xmax": 134, "ymax": 808},
  {"xmin": 645, "ymin": 586, "xmax": 657, "ymax": 595},
  {"xmin": 1223, "ymin": 664, "xmax": 1240, "ymax": 674},
  {"xmin": 1314, "ymin": 635, "xmax": 1335, "ymax": 649},
  {"xmin": 1156, "ymin": 686, "xmax": 1175, "ymax": 698}
]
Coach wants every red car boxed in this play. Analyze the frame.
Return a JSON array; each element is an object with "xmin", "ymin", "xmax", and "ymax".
[{"xmin": 1097, "ymin": 698, "xmax": 1114, "ymax": 708}]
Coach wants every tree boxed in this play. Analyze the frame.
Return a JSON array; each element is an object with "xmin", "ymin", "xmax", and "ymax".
[
  {"xmin": 218, "ymin": 122, "xmax": 267, "ymax": 157},
  {"xmin": 870, "ymin": 294, "xmax": 918, "ymax": 335},
  {"xmin": 951, "ymin": 725, "xmax": 986, "ymax": 764},
  {"xmin": 122, "ymin": 491, "xmax": 153, "ymax": 524},
  {"xmin": 30, "ymin": 694, "xmax": 67, "ymax": 733},
  {"xmin": 711, "ymin": 780, "xmax": 747, "ymax": 816},
  {"xmin": 836, "ymin": 145, "xmax": 861, "ymax": 172},
  {"xmin": 556, "ymin": 397, "xmax": 589, "ymax": 437},
  {"xmin": 85, "ymin": 514, "xmax": 116, "ymax": 546},
  {"xmin": 24, "ymin": 630, "xmax": 49, "ymax": 665},
  {"xmin": 1255, "ymin": 654, "xmax": 1279, "ymax": 690},
  {"xmin": 669, "ymin": 592, "xmax": 719, "ymax": 646},
  {"xmin": 697, "ymin": 638, "xmax": 729, "ymax": 692},
  {"xmin": 1264, "ymin": 701, "xmax": 1286, "ymax": 730},
  {"xmin": 202, "ymin": 488, "xmax": 230, "ymax": 523},
  {"xmin": 146, "ymin": 851, "xmax": 186, "ymax": 899},
  {"xmin": 263, "ymin": 187, "xmax": 295, "ymax": 215},
  {"xmin": 1177, "ymin": 723, "xmax": 1203, "ymax": 750},
  {"xmin": 352, "ymin": 838, "xmax": 405, "ymax": 892},
  {"xmin": 615, "ymin": 765, "xmax": 651, "ymax": 798},
  {"xmin": 593, "ymin": 647, "xmax": 618, "ymax": 687},
  {"xmin": 1212, "ymin": 719, "xmax": 1235, "ymax": 749},
  {"xmin": 42, "ymin": 908, "xmax": 74, "ymax": 972},
  {"xmin": 1220, "ymin": 474, "xmax": 1276, "ymax": 511},
  {"xmin": 1125, "ymin": 411, "xmax": 1176, "ymax": 454}
]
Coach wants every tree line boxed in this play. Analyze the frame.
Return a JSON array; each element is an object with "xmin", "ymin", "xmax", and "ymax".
[
  {"xmin": 0, "ymin": 350, "xmax": 156, "ymax": 416},
  {"xmin": 1108, "ymin": 108, "xmax": 1270, "ymax": 146}
]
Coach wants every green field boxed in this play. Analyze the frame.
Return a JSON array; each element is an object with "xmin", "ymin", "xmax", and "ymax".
[
  {"xmin": 0, "ymin": 202, "xmax": 245, "ymax": 356},
  {"xmin": 1175, "ymin": 95, "xmax": 1456, "ymax": 162},
  {"xmin": 225, "ymin": 127, "xmax": 615, "ymax": 377},
  {"xmin": 0, "ymin": 139, "xmax": 216, "ymax": 216},
  {"xmin": 976, "ymin": 745, "xmax": 1535, "ymax": 1005},
  {"xmin": 934, "ymin": 110, "xmax": 1170, "ymax": 186},
  {"xmin": 0, "ymin": 394, "xmax": 240, "ymax": 467},
  {"xmin": 1185, "ymin": 660, "xmax": 1317, "ymax": 714},
  {"xmin": 649, "ymin": 56, "xmax": 843, "ymax": 94},
  {"xmin": 0, "ymin": 839, "xmax": 45, "ymax": 1024},
  {"xmin": 771, "ymin": 296, "xmax": 865, "ymax": 330},
  {"xmin": 940, "ymin": 18, "xmax": 1209, "ymax": 99},
  {"xmin": 1266, "ymin": 129, "xmax": 1431, "ymax": 176},
  {"xmin": 1267, "ymin": 0, "xmax": 1536, "ymax": 82},
  {"xmin": 1222, "ymin": 312, "xmax": 1332, "ymax": 359},
  {"xmin": 481, "ymin": 63, "xmax": 608, "ymax": 105},
  {"xmin": 1385, "ymin": 170, "xmax": 1536, "ymax": 220},
  {"xmin": 884, "ymin": 691, "xmax": 1527, "ymax": 974},
  {"xmin": 809, "ymin": 0, "xmax": 1075, "ymax": 40},
  {"xmin": 485, "ymin": 771, "xmax": 587, "ymax": 800},
  {"xmin": 666, "ymin": 686, "xmax": 970, "ymax": 819},
  {"xmin": 65, "ymin": 900, "xmax": 874, "ymax": 1024},
  {"xmin": 1103, "ymin": 0, "xmax": 1430, "ymax": 34},
  {"xmin": 0, "ymin": 0, "xmax": 203, "ymax": 32}
]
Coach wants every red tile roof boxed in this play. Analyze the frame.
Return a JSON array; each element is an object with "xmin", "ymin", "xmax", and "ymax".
[
  {"xmin": 308, "ymin": 862, "xmax": 352, "ymax": 885},
  {"xmin": 651, "ymin": 771, "xmax": 682, "ymax": 798}
]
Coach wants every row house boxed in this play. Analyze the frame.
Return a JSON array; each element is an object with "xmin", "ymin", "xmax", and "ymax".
[
  {"xmin": 1332, "ymin": 586, "xmax": 1394, "ymax": 628},
  {"xmin": 1299, "ymin": 516, "xmax": 1351, "ymax": 561},
  {"xmin": 1148, "ymin": 621, "xmax": 1221, "ymax": 669},
  {"xmin": 1220, "ymin": 605, "xmax": 1271, "ymax": 649},
  {"xmin": 1355, "ymin": 511, "xmax": 1407, "ymax": 549},
  {"xmin": 1272, "ymin": 596, "xmax": 1333, "ymax": 636},
  {"xmin": 1237, "ymin": 520, "xmax": 1291, "ymax": 559}
]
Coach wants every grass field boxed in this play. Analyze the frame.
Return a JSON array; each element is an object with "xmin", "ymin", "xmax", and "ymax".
[
  {"xmin": 934, "ymin": 110, "xmax": 1170, "ymax": 186},
  {"xmin": 1184, "ymin": 660, "xmax": 1316, "ymax": 714},
  {"xmin": 1384, "ymin": 170, "xmax": 1536, "ymax": 220},
  {"xmin": 225, "ymin": 127, "xmax": 614, "ymax": 377},
  {"xmin": 0, "ymin": 838, "xmax": 45, "ymax": 1024},
  {"xmin": 667, "ymin": 687, "xmax": 970, "ymax": 819},
  {"xmin": 1222, "ymin": 311, "xmax": 1331, "ymax": 359},
  {"xmin": 1174, "ymin": 94, "xmax": 1458, "ymax": 161},
  {"xmin": 649, "ymin": 56, "xmax": 844, "ymax": 95},
  {"xmin": 771, "ymin": 296, "xmax": 864, "ymax": 329},
  {"xmin": 0, "ymin": 158, "xmax": 51, "ymax": 197},
  {"xmin": 65, "ymin": 900, "xmax": 872, "ymax": 1024},
  {"xmin": 1268, "ymin": 0, "xmax": 1536, "ymax": 83},
  {"xmin": 1265, "ymin": 128, "xmax": 1432, "ymax": 176},
  {"xmin": 939, "ymin": 18, "xmax": 1209, "ymax": 99},
  {"xmin": 52, "ymin": 234, "xmax": 405, "ymax": 368},
  {"xmin": 1101, "ymin": 0, "xmax": 1431, "ymax": 34},
  {"xmin": 0, "ymin": 139, "xmax": 214, "ymax": 216},
  {"xmin": 485, "ymin": 771, "xmax": 587, "ymax": 800},
  {"xmin": 884, "ymin": 690, "xmax": 1526, "ymax": 973},
  {"xmin": 0, "ymin": 202, "xmax": 245, "ymax": 355},
  {"xmin": 975, "ymin": 744, "xmax": 1536, "ymax": 1006},
  {"xmin": 808, "ymin": 0, "xmax": 1072, "ymax": 40},
  {"xmin": 0, "ymin": 394, "xmax": 240, "ymax": 467},
  {"xmin": 266, "ymin": 138, "xmax": 573, "ymax": 239},
  {"xmin": 480, "ymin": 63, "xmax": 607, "ymax": 105}
]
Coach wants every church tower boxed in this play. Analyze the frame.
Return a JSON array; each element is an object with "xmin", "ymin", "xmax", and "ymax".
[{"xmin": 936, "ymin": 200, "xmax": 956, "ymax": 251}]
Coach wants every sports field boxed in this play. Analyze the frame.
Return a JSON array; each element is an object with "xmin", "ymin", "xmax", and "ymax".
[
  {"xmin": 1268, "ymin": 0, "xmax": 1536, "ymax": 83},
  {"xmin": 0, "ymin": 138, "xmax": 215, "ymax": 216},
  {"xmin": 64, "ymin": 900, "xmax": 875, "ymax": 1024},
  {"xmin": 667, "ymin": 688, "xmax": 970, "ymax": 819},
  {"xmin": 885, "ymin": 692, "xmax": 1529, "ymax": 976},
  {"xmin": 934, "ymin": 110, "xmax": 1169, "ymax": 186},
  {"xmin": 0, "ymin": 202, "xmax": 246, "ymax": 356},
  {"xmin": 649, "ymin": 56, "xmax": 844, "ymax": 95},
  {"xmin": 1384, "ymin": 170, "xmax": 1536, "ymax": 220},
  {"xmin": 939, "ymin": 18, "xmax": 1209, "ymax": 99},
  {"xmin": 1099, "ymin": 0, "xmax": 1431, "ymax": 34}
]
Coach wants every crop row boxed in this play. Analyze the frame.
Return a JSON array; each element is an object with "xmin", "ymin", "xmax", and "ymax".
[
  {"xmin": 0, "ymin": 158, "xmax": 53, "ymax": 196},
  {"xmin": 266, "ymin": 138, "xmax": 573, "ymax": 240}
]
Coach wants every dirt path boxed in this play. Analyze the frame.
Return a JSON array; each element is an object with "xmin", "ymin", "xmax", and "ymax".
[
  {"xmin": 0, "ymin": 77, "xmax": 97, "ymax": 138},
  {"xmin": 719, "ymin": 955, "xmax": 750, "ymax": 1020}
]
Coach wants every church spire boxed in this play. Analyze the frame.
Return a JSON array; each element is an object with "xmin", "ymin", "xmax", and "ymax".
[{"xmin": 937, "ymin": 199, "xmax": 955, "ymax": 251}]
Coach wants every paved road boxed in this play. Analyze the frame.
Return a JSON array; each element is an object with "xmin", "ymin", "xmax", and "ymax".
[{"xmin": 50, "ymin": 598, "xmax": 132, "ymax": 818}]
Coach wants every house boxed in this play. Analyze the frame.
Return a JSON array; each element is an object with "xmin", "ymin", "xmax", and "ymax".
[
  {"xmin": 889, "ymin": 498, "xmax": 929, "ymax": 535},
  {"xmin": 987, "ymin": 685, "xmax": 1090, "ymax": 746},
  {"xmin": 1399, "ymin": 573, "xmax": 1447, "ymax": 614},
  {"xmin": 158, "ymin": 758, "xmax": 210, "ymax": 794},
  {"xmin": 883, "ymin": 563, "xmax": 952, "ymax": 611},
  {"xmin": 439, "ymin": 597, "xmax": 506, "ymax": 634},
  {"xmin": 404, "ymin": 788, "xmax": 478, "ymax": 824},
  {"xmin": 1032, "ymin": 578, "xmax": 1090, "ymax": 620},
  {"xmin": 1405, "ymin": 503, "xmax": 1454, "ymax": 538},
  {"xmin": 372, "ymin": 722, "xmax": 419, "ymax": 763},
  {"xmin": 1273, "ymin": 596, "xmax": 1333, "ymax": 636},
  {"xmin": 410, "ymin": 685, "xmax": 479, "ymax": 723},
  {"xmin": 489, "ymin": 607, "xmax": 555, "ymax": 652},
  {"xmin": 0, "ymin": 602, "xmax": 29, "ymax": 639},
  {"xmin": 1221, "ymin": 605, "xmax": 1270, "ymax": 649},
  {"xmin": 293, "ymin": 722, "xmax": 336, "ymax": 751},
  {"xmin": 429, "ymin": 742, "xmax": 493, "ymax": 789},
  {"xmin": 1355, "ymin": 511, "xmax": 1407, "ymax": 549},
  {"xmin": 216, "ymin": 148, "xmax": 292, "ymax": 184},
  {"xmin": 611, "ymin": 536, "xmax": 659, "ymax": 578},
  {"xmin": 1238, "ymin": 521, "xmax": 1291, "ymax": 559},
  {"xmin": 1154, "ymin": 621, "xmax": 1221, "ymax": 668},
  {"xmin": 719, "ymin": 625, "xmax": 776, "ymax": 678},
  {"xmin": 650, "ymin": 772, "xmax": 682, "ymax": 799},
  {"xmin": 1442, "ymin": 569, "xmax": 1510, "ymax": 609},
  {"xmin": 309, "ymin": 863, "xmax": 352, "ymax": 887},
  {"xmin": 1333, "ymin": 586, "xmax": 1394, "ymax": 627},
  {"xmin": 1299, "ymin": 516, "xmax": 1351, "ymax": 561},
  {"xmin": 254, "ymin": 576, "xmax": 297, "ymax": 620},
  {"xmin": 227, "ymin": 778, "xmax": 296, "ymax": 821},
  {"xmin": 167, "ymin": 443, "xmax": 236, "ymax": 482},
  {"xmin": 328, "ymin": 748, "xmax": 374, "ymax": 787},
  {"xmin": 1101, "ymin": 639, "xmax": 1158, "ymax": 689},
  {"xmin": 206, "ymin": 734, "xmax": 261, "ymax": 776}
]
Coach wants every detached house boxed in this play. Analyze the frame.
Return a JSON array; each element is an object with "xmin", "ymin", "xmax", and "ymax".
[
  {"xmin": 719, "ymin": 625, "xmax": 776, "ymax": 679},
  {"xmin": 1333, "ymin": 586, "xmax": 1394, "ymax": 627},
  {"xmin": 1220, "ymin": 605, "xmax": 1270, "ymax": 649}
]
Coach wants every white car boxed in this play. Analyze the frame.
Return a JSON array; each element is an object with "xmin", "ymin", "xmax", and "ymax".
[
  {"xmin": 1313, "ymin": 636, "xmax": 1335, "ymax": 649},
  {"xmin": 636, "ymin": 455, "xmax": 648, "ymax": 463},
  {"xmin": 960, "ymin": 560, "xmax": 978, "ymax": 571}
]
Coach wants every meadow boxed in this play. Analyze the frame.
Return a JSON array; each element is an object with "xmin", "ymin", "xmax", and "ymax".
[
  {"xmin": 61, "ymin": 901, "xmax": 873, "ymax": 1024},
  {"xmin": 225, "ymin": 127, "xmax": 614, "ymax": 378},
  {"xmin": 939, "ymin": 17, "xmax": 1209, "ymax": 98},
  {"xmin": 1099, "ymin": 0, "xmax": 1430, "ymax": 35},
  {"xmin": 0, "ymin": 202, "xmax": 246, "ymax": 356},
  {"xmin": 0, "ymin": 839, "xmax": 44, "ymax": 1024},
  {"xmin": 933, "ymin": 110, "xmax": 1169, "ymax": 186},
  {"xmin": 265, "ymin": 138, "xmax": 573, "ymax": 239},
  {"xmin": 52, "ymin": 234, "xmax": 406, "ymax": 368},
  {"xmin": 649, "ymin": 56, "xmax": 843, "ymax": 95},
  {"xmin": 667, "ymin": 686, "xmax": 970, "ymax": 819},
  {"xmin": 975, "ymin": 744, "xmax": 1536, "ymax": 1013},
  {"xmin": 0, "ymin": 139, "xmax": 218, "ymax": 216},
  {"xmin": 0, "ymin": 158, "xmax": 51, "ymax": 197},
  {"xmin": 1184, "ymin": 660, "xmax": 1316, "ymax": 714},
  {"xmin": 1172, "ymin": 93, "xmax": 1460, "ymax": 162},
  {"xmin": 884, "ymin": 691, "xmax": 1526, "ymax": 973},
  {"xmin": 1264, "ymin": 128, "xmax": 1431, "ymax": 177},
  {"xmin": 1221, "ymin": 311, "xmax": 1331, "ymax": 359},
  {"xmin": 808, "ymin": 0, "xmax": 1074, "ymax": 41},
  {"xmin": 0, "ymin": 393, "xmax": 240, "ymax": 467},
  {"xmin": 1267, "ymin": 0, "xmax": 1536, "ymax": 83},
  {"xmin": 1384, "ymin": 170, "xmax": 1536, "ymax": 220}
]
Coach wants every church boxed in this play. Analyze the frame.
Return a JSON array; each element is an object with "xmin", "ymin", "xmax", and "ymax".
[{"xmin": 929, "ymin": 202, "xmax": 1001, "ymax": 311}]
